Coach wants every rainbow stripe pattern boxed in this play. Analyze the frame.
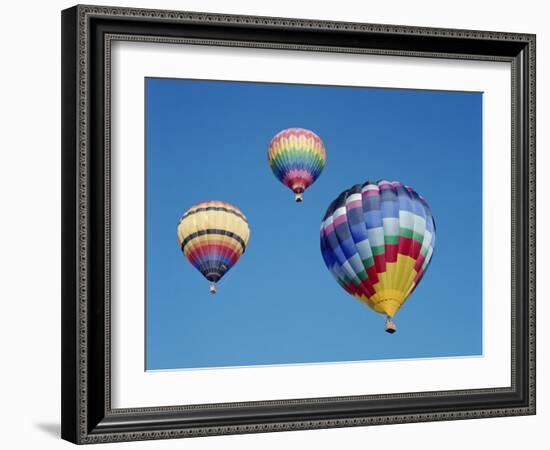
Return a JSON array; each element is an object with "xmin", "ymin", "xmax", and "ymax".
[
  {"xmin": 268, "ymin": 128, "xmax": 326, "ymax": 202},
  {"xmin": 320, "ymin": 180, "xmax": 436, "ymax": 318},
  {"xmin": 177, "ymin": 201, "xmax": 250, "ymax": 286}
]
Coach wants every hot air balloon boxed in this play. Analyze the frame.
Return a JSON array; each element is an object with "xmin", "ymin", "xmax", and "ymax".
[
  {"xmin": 268, "ymin": 128, "xmax": 326, "ymax": 202},
  {"xmin": 177, "ymin": 201, "xmax": 250, "ymax": 294},
  {"xmin": 320, "ymin": 180, "xmax": 436, "ymax": 333}
]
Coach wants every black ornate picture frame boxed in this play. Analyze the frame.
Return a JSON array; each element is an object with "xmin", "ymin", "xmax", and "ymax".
[{"xmin": 61, "ymin": 4, "xmax": 536, "ymax": 444}]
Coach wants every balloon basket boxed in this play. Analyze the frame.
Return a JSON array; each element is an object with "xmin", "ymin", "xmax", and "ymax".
[
  {"xmin": 295, "ymin": 192, "xmax": 303, "ymax": 202},
  {"xmin": 385, "ymin": 316, "xmax": 396, "ymax": 334},
  {"xmin": 209, "ymin": 283, "xmax": 217, "ymax": 295}
]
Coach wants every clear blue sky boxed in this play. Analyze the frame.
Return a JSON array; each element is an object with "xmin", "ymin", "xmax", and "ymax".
[{"xmin": 145, "ymin": 78, "xmax": 482, "ymax": 370}]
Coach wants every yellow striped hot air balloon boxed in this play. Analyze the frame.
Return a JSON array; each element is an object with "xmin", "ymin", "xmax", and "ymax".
[{"xmin": 177, "ymin": 201, "xmax": 250, "ymax": 294}]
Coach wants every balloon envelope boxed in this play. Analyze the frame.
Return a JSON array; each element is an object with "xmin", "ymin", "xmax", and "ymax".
[
  {"xmin": 177, "ymin": 201, "xmax": 250, "ymax": 291},
  {"xmin": 320, "ymin": 180, "xmax": 436, "ymax": 320},
  {"xmin": 268, "ymin": 128, "xmax": 326, "ymax": 202}
]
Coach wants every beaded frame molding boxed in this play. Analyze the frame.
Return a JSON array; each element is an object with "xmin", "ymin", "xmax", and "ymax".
[{"xmin": 61, "ymin": 4, "xmax": 536, "ymax": 444}]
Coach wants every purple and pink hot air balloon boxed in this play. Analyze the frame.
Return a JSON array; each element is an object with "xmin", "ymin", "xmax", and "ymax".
[{"xmin": 267, "ymin": 128, "xmax": 326, "ymax": 202}]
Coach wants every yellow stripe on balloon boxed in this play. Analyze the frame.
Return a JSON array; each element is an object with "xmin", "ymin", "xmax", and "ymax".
[{"xmin": 368, "ymin": 254, "xmax": 418, "ymax": 317}]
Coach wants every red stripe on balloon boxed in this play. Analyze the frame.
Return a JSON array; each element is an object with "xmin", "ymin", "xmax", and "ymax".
[
  {"xmin": 414, "ymin": 254, "xmax": 426, "ymax": 272},
  {"xmin": 359, "ymin": 279, "xmax": 376, "ymax": 297},
  {"xmin": 385, "ymin": 244, "xmax": 398, "ymax": 263},
  {"xmin": 363, "ymin": 189, "xmax": 379, "ymax": 197},
  {"xmin": 374, "ymin": 254, "xmax": 386, "ymax": 274},
  {"xmin": 333, "ymin": 214, "xmax": 348, "ymax": 227},
  {"xmin": 366, "ymin": 265, "xmax": 379, "ymax": 285},
  {"xmin": 410, "ymin": 239, "xmax": 422, "ymax": 259},
  {"xmin": 346, "ymin": 199, "xmax": 362, "ymax": 210},
  {"xmin": 186, "ymin": 243, "xmax": 240, "ymax": 265},
  {"xmin": 398, "ymin": 236, "xmax": 413, "ymax": 257},
  {"xmin": 414, "ymin": 268, "xmax": 424, "ymax": 285}
]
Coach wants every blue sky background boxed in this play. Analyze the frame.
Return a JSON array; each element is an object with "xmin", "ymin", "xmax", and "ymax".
[{"xmin": 145, "ymin": 78, "xmax": 482, "ymax": 370}]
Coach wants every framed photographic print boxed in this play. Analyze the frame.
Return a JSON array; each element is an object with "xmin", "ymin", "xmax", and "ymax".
[{"xmin": 61, "ymin": 4, "xmax": 536, "ymax": 444}]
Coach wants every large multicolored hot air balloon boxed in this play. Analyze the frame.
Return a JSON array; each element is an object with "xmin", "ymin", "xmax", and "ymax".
[
  {"xmin": 320, "ymin": 180, "xmax": 436, "ymax": 333},
  {"xmin": 177, "ymin": 201, "xmax": 250, "ymax": 294},
  {"xmin": 268, "ymin": 128, "xmax": 326, "ymax": 202}
]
